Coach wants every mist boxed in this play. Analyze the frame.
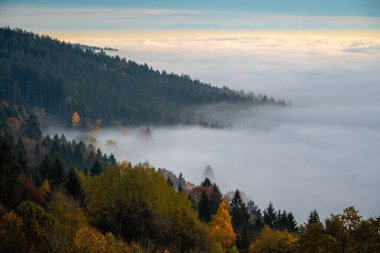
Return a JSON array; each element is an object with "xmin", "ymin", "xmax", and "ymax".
[{"xmin": 47, "ymin": 31, "xmax": 380, "ymax": 223}]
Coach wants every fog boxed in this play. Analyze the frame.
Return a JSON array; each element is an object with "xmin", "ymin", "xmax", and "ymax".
[{"xmin": 49, "ymin": 32, "xmax": 380, "ymax": 223}]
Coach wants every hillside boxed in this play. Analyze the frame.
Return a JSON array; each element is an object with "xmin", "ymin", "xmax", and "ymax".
[{"xmin": 0, "ymin": 27, "xmax": 282, "ymax": 127}]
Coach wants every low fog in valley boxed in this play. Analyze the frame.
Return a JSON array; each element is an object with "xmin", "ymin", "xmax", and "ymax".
[{"xmin": 48, "ymin": 32, "xmax": 380, "ymax": 223}]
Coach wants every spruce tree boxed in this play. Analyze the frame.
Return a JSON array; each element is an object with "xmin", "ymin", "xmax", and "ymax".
[
  {"xmin": 90, "ymin": 160, "xmax": 103, "ymax": 176},
  {"xmin": 230, "ymin": 190, "xmax": 250, "ymax": 250},
  {"xmin": 307, "ymin": 209, "xmax": 320, "ymax": 224},
  {"xmin": 50, "ymin": 158, "xmax": 65, "ymax": 188},
  {"xmin": 198, "ymin": 190, "xmax": 211, "ymax": 222},
  {"xmin": 263, "ymin": 202, "xmax": 276, "ymax": 228},
  {"xmin": 201, "ymin": 177, "xmax": 212, "ymax": 188},
  {"xmin": 177, "ymin": 172, "xmax": 185, "ymax": 192},
  {"xmin": 0, "ymin": 134, "xmax": 22, "ymax": 209},
  {"xmin": 65, "ymin": 169, "xmax": 84, "ymax": 203},
  {"xmin": 209, "ymin": 183, "xmax": 223, "ymax": 216}
]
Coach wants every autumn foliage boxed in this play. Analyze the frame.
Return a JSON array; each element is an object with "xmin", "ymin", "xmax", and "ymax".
[
  {"xmin": 72, "ymin": 111, "xmax": 80, "ymax": 128},
  {"xmin": 208, "ymin": 199, "xmax": 236, "ymax": 249}
]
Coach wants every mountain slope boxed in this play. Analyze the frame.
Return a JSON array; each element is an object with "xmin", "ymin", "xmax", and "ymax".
[{"xmin": 0, "ymin": 28, "xmax": 281, "ymax": 127}]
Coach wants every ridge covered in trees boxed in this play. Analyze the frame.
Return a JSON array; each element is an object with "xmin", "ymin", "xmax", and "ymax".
[{"xmin": 0, "ymin": 27, "xmax": 284, "ymax": 128}]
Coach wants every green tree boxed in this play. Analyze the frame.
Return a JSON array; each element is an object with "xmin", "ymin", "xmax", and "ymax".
[
  {"xmin": 65, "ymin": 169, "xmax": 84, "ymax": 203},
  {"xmin": 308, "ymin": 209, "xmax": 320, "ymax": 224},
  {"xmin": 50, "ymin": 158, "xmax": 66, "ymax": 188}
]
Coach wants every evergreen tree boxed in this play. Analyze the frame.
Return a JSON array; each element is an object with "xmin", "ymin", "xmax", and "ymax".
[
  {"xmin": 198, "ymin": 190, "xmax": 211, "ymax": 223},
  {"xmin": 286, "ymin": 212, "xmax": 298, "ymax": 232},
  {"xmin": 15, "ymin": 137, "xmax": 27, "ymax": 170},
  {"xmin": 178, "ymin": 172, "xmax": 185, "ymax": 192},
  {"xmin": 308, "ymin": 209, "xmax": 320, "ymax": 224},
  {"xmin": 65, "ymin": 169, "xmax": 84, "ymax": 203},
  {"xmin": 90, "ymin": 160, "xmax": 103, "ymax": 176},
  {"xmin": 263, "ymin": 202, "xmax": 276, "ymax": 228},
  {"xmin": 247, "ymin": 200, "xmax": 264, "ymax": 231},
  {"xmin": 230, "ymin": 190, "xmax": 250, "ymax": 249},
  {"xmin": 201, "ymin": 177, "xmax": 212, "ymax": 188},
  {"xmin": 21, "ymin": 113, "xmax": 42, "ymax": 140},
  {"xmin": 39, "ymin": 155, "xmax": 52, "ymax": 181},
  {"xmin": 0, "ymin": 134, "xmax": 22, "ymax": 209},
  {"xmin": 108, "ymin": 153, "xmax": 117, "ymax": 165},
  {"xmin": 50, "ymin": 158, "xmax": 65, "ymax": 188},
  {"xmin": 209, "ymin": 183, "xmax": 223, "ymax": 216}
]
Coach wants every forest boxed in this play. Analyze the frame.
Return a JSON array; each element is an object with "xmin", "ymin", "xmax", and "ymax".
[
  {"xmin": 0, "ymin": 27, "xmax": 379, "ymax": 253},
  {"xmin": 0, "ymin": 27, "xmax": 284, "ymax": 128},
  {"xmin": 1, "ymin": 96, "xmax": 379, "ymax": 253}
]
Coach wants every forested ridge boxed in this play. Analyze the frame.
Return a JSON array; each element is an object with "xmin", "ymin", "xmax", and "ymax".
[
  {"xmin": 0, "ymin": 27, "xmax": 283, "ymax": 127},
  {"xmin": 1, "ymin": 99, "xmax": 379, "ymax": 253}
]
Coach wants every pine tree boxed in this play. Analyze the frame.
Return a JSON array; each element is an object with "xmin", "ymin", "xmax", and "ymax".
[
  {"xmin": 22, "ymin": 113, "xmax": 42, "ymax": 140},
  {"xmin": 90, "ymin": 160, "xmax": 103, "ymax": 176},
  {"xmin": 230, "ymin": 190, "xmax": 250, "ymax": 249},
  {"xmin": 286, "ymin": 212, "xmax": 298, "ymax": 232},
  {"xmin": 65, "ymin": 169, "xmax": 84, "ymax": 203},
  {"xmin": 178, "ymin": 172, "xmax": 185, "ymax": 192},
  {"xmin": 308, "ymin": 209, "xmax": 320, "ymax": 224},
  {"xmin": 201, "ymin": 177, "xmax": 212, "ymax": 187},
  {"xmin": 198, "ymin": 190, "xmax": 211, "ymax": 222},
  {"xmin": 39, "ymin": 155, "xmax": 52, "ymax": 180},
  {"xmin": 263, "ymin": 202, "xmax": 276, "ymax": 228},
  {"xmin": 209, "ymin": 183, "xmax": 223, "ymax": 216},
  {"xmin": 0, "ymin": 134, "xmax": 22, "ymax": 209},
  {"xmin": 50, "ymin": 158, "xmax": 65, "ymax": 188}
]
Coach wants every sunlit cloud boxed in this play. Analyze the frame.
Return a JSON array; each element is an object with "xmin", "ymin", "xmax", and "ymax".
[{"xmin": 1, "ymin": 6, "xmax": 380, "ymax": 31}]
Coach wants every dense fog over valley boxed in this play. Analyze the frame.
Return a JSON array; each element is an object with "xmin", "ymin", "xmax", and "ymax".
[{"xmin": 47, "ymin": 32, "xmax": 380, "ymax": 222}]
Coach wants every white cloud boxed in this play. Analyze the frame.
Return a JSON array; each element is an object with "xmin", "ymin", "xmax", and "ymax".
[{"xmin": 45, "ymin": 32, "xmax": 380, "ymax": 223}]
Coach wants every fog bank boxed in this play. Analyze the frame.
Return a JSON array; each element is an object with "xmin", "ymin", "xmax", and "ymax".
[{"xmin": 47, "ymin": 31, "xmax": 380, "ymax": 223}]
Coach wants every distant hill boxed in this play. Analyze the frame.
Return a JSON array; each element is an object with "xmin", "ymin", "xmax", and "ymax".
[{"xmin": 0, "ymin": 27, "xmax": 283, "ymax": 127}]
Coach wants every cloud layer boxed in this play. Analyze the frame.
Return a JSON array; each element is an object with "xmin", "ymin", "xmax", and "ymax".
[{"xmin": 44, "ymin": 31, "xmax": 380, "ymax": 223}]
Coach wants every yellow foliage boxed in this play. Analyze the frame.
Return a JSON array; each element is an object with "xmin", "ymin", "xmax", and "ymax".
[
  {"xmin": 72, "ymin": 111, "xmax": 80, "ymax": 128},
  {"xmin": 208, "ymin": 199, "xmax": 236, "ymax": 249},
  {"xmin": 248, "ymin": 225, "xmax": 298, "ymax": 253},
  {"xmin": 39, "ymin": 179, "xmax": 51, "ymax": 195},
  {"xmin": 74, "ymin": 226, "xmax": 107, "ymax": 253}
]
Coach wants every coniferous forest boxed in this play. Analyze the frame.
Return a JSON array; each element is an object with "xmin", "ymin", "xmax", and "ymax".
[{"xmin": 0, "ymin": 28, "xmax": 379, "ymax": 253}]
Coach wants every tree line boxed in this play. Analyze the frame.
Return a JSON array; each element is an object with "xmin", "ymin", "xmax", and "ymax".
[{"xmin": 0, "ymin": 27, "xmax": 285, "ymax": 128}]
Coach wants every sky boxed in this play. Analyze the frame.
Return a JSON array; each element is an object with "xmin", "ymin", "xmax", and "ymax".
[
  {"xmin": 0, "ymin": 0, "xmax": 380, "ymax": 31},
  {"xmin": 2, "ymin": 1, "xmax": 380, "ymax": 221}
]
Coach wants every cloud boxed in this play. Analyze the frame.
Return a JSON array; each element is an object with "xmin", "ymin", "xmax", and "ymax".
[
  {"xmin": 1, "ymin": 6, "xmax": 380, "ymax": 31},
  {"xmin": 44, "ymin": 31, "xmax": 380, "ymax": 223}
]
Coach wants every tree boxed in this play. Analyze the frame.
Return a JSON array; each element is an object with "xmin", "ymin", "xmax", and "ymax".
[
  {"xmin": 50, "ymin": 158, "xmax": 66, "ymax": 188},
  {"xmin": 0, "ymin": 134, "xmax": 22, "ymax": 209},
  {"xmin": 286, "ymin": 212, "xmax": 298, "ymax": 232},
  {"xmin": 298, "ymin": 221, "xmax": 335, "ymax": 253},
  {"xmin": 65, "ymin": 169, "xmax": 84, "ymax": 203},
  {"xmin": 230, "ymin": 190, "xmax": 250, "ymax": 250},
  {"xmin": 90, "ymin": 160, "xmax": 103, "ymax": 176},
  {"xmin": 72, "ymin": 111, "xmax": 80, "ymax": 128},
  {"xmin": 209, "ymin": 183, "xmax": 223, "ymax": 216},
  {"xmin": 0, "ymin": 211, "xmax": 28, "ymax": 253},
  {"xmin": 263, "ymin": 202, "xmax": 276, "ymax": 228},
  {"xmin": 201, "ymin": 177, "xmax": 212, "ymax": 187},
  {"xmin": 198, "ymin": 190, "xmax": 212, "ymax": 223},
  {"xmin": 22, "ymin": 113, "xmax": 42, "ymax": 140},
  {"xmin": 178, "ymin": 172, "xmax": 185, "ymax": 192},
  {"xmin": 308, "ymin": 209, "xmax": 320, "ymax": 224},
  {"xmin": 17, "ymin": 200, "xmax": 55, "ymax": 250},
  {"xmin": 248, "ymin": 225, "xmax": 298, "ymax": 253},
  {"xmin": 208, "ymin": 199, "xmax": 236, "ymax": 249}
]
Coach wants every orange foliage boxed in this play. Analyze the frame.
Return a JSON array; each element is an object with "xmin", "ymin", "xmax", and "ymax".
[
  {"xmin": 208, "ymin": 199, "xmax": 236, "ymax": 249},
  {"xmin": 72, "ymin": 112, "xmax": 80, "ymax": 128}
]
